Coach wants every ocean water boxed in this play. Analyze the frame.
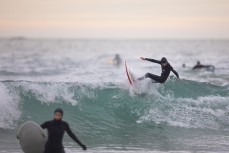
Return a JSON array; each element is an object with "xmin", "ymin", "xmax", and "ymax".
[{"xmin": 0, "ymin": 39, "xmax": 229, "ymax": 153}]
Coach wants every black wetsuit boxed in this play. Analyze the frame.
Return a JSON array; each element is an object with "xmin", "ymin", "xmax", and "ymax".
[
  {"xmin": 193, "ymin": 64, "xmax": 215, "ymax": 70},
  {"xmin": 144, "ymin": 58, "xmax": 179, "ymax": 83},
  {"xmin": 41, "ymin": 120, "xmax": 85, "ymax": 153}
]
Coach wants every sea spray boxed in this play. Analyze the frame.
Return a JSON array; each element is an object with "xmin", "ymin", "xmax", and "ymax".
[{"xmin": 0, "ymin": 82, "xmax": 21, "ymax": 129}]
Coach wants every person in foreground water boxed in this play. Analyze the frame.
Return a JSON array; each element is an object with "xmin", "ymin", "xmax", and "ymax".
[
  {"xmin": 41, "ymin": 108, "xmax": 87, "ymax": 153},
  {"xmin": 139, "ymin": 57, "xmax": 179, "ymax": 83}
]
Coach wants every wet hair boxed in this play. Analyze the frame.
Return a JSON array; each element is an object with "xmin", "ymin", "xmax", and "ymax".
[
  {"xmin": 54, "ymin": 108, "xmax": 63, "ymax": 116},
  {"xmin": 161, "ymin": 57, "xmax": 167, "ymax": 63}
]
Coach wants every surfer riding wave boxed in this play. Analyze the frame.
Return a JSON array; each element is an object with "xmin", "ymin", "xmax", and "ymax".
[{"xmin": 139, "ymin": 57, "xmax": 179, "ymax": 83}]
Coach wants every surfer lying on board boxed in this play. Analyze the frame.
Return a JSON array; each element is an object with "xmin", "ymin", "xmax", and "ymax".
[
  {"xmin": 41, "ymin": 108, "xmax": 87, "ymax": 153},
  {"xmin": 192, "ymin": 61, "xmax": 215, "ymax": 71},
  {"xmin": 139, "ymin": 57, "xmax": 179, "ymax": 83}
]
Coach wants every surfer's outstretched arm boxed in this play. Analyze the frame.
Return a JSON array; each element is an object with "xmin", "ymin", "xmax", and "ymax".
[
  {"xmin": 140, "ymin": 57, "xmax": 161, "ymax": 64},
  {"xmin": 65, "ymin": 123, "xmax": 87, "ymax": 150},
  {"xmin": 172, "ymin": 69, "xmax": 179, "ymax": 79}
]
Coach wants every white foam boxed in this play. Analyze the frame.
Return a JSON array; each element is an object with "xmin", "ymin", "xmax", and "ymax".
[
  {"xmin": 137, "ymin": 95, "xmax": 229, "ymax": 129},
  {"xmin": 20, "ymin": 82, "xmax": 79, "ymax": 106},
  {"xmin": 127, "ymin": 72, "xmax": 162, "ymax": 97},
  {"xmin": 0, "ymin": 83, "xmax": 21, "ymax": 129}
]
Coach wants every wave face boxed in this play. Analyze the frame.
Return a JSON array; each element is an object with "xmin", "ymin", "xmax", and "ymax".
[
  {"xmin": 1, "ymin": 79, "xmax": 229, "ymax": 150},
  {"xmin": 2, "ymin": 79, "xmax": 229, "ymax": 129}
]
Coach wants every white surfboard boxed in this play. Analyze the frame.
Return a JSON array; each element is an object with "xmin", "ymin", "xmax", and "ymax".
[
  {"xmin": 17, "ymin": 121, "xmax": 47, "ymax": 153},
  {"xmin": 125, "ymin": 61, "xmax": 137, "ymax": 85}
]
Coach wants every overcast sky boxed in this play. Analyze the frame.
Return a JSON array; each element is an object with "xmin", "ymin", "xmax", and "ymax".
[{"xmin": 0, "ymin": 0, "xmax": 229, "ymax": 39}]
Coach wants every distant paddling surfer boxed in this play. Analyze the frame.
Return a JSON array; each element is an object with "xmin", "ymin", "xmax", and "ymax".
[
  {"xmin": 139, "ymin": 57, "xmax": 179, "ymax": 83},
  {"xmin": 41, "ymin": 108, "xmax": 87, "ymax": 153},
  {"xmin": 192, "ymin": 61, "xmax": 215, "ymax": 71},
  {"xmin": 113, "ymin": 54, "xmax": 122, "ymax": 67}
]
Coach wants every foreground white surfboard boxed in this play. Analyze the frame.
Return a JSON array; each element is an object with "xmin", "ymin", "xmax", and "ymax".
[{"xmin": 17, "ymin": 121, "xmax": 47, "ymax": 153}]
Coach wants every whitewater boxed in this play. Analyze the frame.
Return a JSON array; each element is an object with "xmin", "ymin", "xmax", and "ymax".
[{"xmin": 0, "ymin": 39, "xmax": 229, "ymax": 153}]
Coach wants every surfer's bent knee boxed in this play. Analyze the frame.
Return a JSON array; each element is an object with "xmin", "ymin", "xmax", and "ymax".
[{"xmin": 145, "ymin": 73, "xmax": 151, "ymax": 78}]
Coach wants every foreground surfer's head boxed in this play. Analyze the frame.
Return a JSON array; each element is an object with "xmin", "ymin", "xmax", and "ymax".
[
  {"xmin": 54, "ymin": 108, "xmax": 63, "ymax": 120},
  {"xmin": 161, "ymin": 57, "xmax": 168, "ymax": 66}
]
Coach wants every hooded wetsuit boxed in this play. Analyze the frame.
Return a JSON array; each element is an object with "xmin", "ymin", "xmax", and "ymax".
[
  {"xmin": 41, "ymin": 120, "xmax": 85, "ymax": 153},
  {"xmin": 144, "ymin": 58, "xmax": 179, "ymax": 83}
]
